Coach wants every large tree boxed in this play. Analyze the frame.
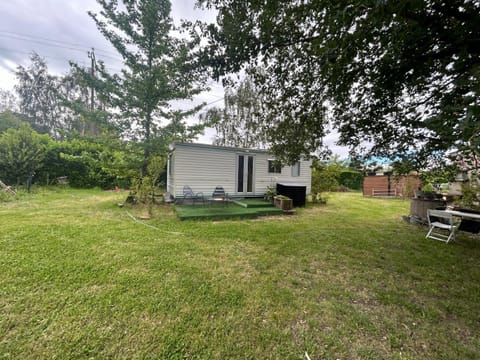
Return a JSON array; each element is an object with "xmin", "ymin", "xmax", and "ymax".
[
  {"xmin": 0, "ymin": 111, "xmax": 24, "ymax": 134},
  {"xmin": 15, "ymin": 53, "xmax": 97, "ymax": 138},
  {"xmin": 198, "ymin": 0, "xmax": 480, "ymax": 164},
  {"xmin": 201, "ymin": 76, "xmax": 268, "ymax": 148},
  {"xmin": 85, "ymin": 0, "xmax": 207, "ymax": 172},
  {"xmin": 15, "ymin": 53, "xmax": 63, "ymax": 136}
]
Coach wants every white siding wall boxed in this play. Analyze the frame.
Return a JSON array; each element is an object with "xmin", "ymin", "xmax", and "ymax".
[
  {"xmin": 254, "ymin": 153, "xmax": 312, "ymax": 195},
  {"xmin": 171, "ymin": 145, "xmax": 237, "ymax": 197},
  {"xmin": 169, "ymin": 143, "xmax": 312, "ymax": 198}
]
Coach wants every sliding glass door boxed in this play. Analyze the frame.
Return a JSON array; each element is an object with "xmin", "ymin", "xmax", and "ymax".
[{"xmin": 237, "ymin": 154, "xmax": 254, "ymax": 195}]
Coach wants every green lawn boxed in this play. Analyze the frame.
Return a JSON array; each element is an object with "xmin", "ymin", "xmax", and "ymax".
[{"xmin": 1, "ymin": 188, "xmax": 480, "ymax": 359}]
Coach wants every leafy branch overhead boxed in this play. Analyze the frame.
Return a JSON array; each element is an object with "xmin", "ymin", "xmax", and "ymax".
[{"xmin": 198, "ymin": 0, "xmax": 480, "ymax": 164}]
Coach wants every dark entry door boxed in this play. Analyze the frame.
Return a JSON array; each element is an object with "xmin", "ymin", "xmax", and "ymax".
[{"xmin": 237, "ymin": 154, "xmax": 254, "ymax": 195}]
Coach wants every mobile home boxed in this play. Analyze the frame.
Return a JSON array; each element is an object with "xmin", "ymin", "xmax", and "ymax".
[{"xmin": 167, "ymin": 143, "xmax": 311, "ymax": 199}]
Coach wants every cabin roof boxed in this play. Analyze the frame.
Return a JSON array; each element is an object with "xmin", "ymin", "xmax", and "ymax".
[{"xmin": 170, "ymin": 142, "xmax": 271, "ymax": 154}]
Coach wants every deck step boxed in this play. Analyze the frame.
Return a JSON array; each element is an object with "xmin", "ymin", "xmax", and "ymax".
[{"xmin": 232, "ymin": 199, "xmax": 274, "ymax": 208}]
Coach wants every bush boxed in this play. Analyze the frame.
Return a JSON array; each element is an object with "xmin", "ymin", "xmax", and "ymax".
[
  {"xmin": 338, "ymin": 171, "xmax": 363, "ymax": 190},
  {"xmin": 312, "ymin": 161, "xmax": 363, "ymax": 193},
  {"xmin": 0, "ymin": 111, "xmax": 24, "ymax": 134},
  {"xmin": 312, "ymin": 167, "xmax": 339, "ymax": 193},
  {"xmin": 36, "ymin": 138, "xmax": 141, "ymax": 189},
  {"xmin": 459, "ymin": 182, "xmax": 480, "ymax": 210},
  {"xmin": 0, "ymin": 124, "xmax": 49, "ymax": 188}
]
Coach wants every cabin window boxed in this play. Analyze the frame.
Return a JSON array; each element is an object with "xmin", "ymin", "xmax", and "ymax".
[
  {"xmin": 268, "ymin": 160, "xmax": 282, "ymax": 174},
  {"xmin": 292, "ymin": 162, "xmax": 300, "ymax": 177}
]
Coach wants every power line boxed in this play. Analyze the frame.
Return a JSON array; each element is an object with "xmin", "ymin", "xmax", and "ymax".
[
  {"xmin": 0, "ymin": 32, "xmax": 122, "ymax": 62},
  {"xmin": 0, "ymin": 46, "xmax": 123, "ymax": 73},
  {"xmin": 0, "ymin": 30, "xmax": 120, "ymax": 58}
]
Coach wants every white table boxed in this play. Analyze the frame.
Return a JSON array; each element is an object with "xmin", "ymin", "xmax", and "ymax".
[
  {"xmin": 445, "ymin": 209, "xmax": 480, "ymax": 221},
  {"xmin": 445, "ymin": 209, "xmax": 480, "ymax": 234}
]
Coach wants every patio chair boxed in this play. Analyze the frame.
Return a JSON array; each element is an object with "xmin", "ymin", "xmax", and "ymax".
[
  {"xmin": 210, "ymin": 185, "xmax": 229, "ymax": 206},
  {"xmin": 182, "ymin": 185, "xmax": 204, "ymax": 205},
  {"xmin": 426, "ymin": 209, "xmax": 457, "ymax": 243}
]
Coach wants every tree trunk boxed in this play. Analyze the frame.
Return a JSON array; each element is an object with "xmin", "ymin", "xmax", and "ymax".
[{"xmin": 142, "ymin": 113, "xmax": 152, "ymax": 176}]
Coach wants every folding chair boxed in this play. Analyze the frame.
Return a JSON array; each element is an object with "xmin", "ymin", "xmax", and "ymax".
[
  {"xmin": 426, "ymin": 209, "xmax": 457, "ymax": 243},
  {"xmin": 211, "ymin": 185, "xmax": 229, "ymax": 206},
  {"xmin": 182, "ymin": 185, "xmax": 204, "ymax": 205}
]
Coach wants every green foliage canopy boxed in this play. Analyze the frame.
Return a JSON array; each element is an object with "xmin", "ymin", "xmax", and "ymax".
[
  {"xmin": 37, "ymin": 136, "xmax": 141, "ymax": 189},
  {"xmin": 0, "ymin": 120, "xmax": 144, "ymax": 189},
  {"xmin": 311, "ymin": 156, "xmax": 363, "ymax": 193},
  {"xmin": 0, "ymin": 124, "xmax": 49, "ymax": 185},
  {"xmin": 0, "ymin": 111, "xmax": 24, "ymax": 134},
  {"xmin": 198, "ymin": 0, "xmax": 480, "ymax": 164}
]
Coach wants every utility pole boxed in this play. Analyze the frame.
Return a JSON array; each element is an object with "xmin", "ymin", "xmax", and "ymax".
[{"xmin": 87, "ymin": 48, "xmax": 96, "ymax": 111}]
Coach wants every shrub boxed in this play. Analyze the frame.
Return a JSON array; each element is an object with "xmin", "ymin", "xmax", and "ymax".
[
  {"xmin": 0, "ymin": 124, "xmax": 49, "ymax": 188},
  {"xmin": 312, "ymin": 167, "xmax": 339, "ymax": 193},
  {"xmin": 37, "ymin": 138, "xmax": 141, "ymax": 189},
  {"xmin": 459, "ymin": 182, "xmax": 480, "ymax": 210},
  {"xmin": 0, "ymin": 111, "xmax": 24, "ymax": 134},
  {"xmin": 312, "ymin": 161, "xmax": 363, "ymax": 193},
  {"xmin": 338, "ymin": 171, "xmax": 363, "ymax": 190}
]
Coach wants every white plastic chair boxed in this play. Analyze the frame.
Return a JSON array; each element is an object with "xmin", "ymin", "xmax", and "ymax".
[{"xmin": 426, "ymin": 209, "xmax": 457, "ymax": 243}]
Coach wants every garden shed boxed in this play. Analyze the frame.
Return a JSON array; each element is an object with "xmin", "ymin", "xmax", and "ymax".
[{"xmin": 167, "ymin": 142, "xmax": 312, "ymax": 200}]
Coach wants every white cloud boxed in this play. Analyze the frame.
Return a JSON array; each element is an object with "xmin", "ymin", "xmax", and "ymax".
[
  {"xmin": 322, "ymin": 131, "xmax": 350, "ymax": 159},
  {"xmin": 0, "ymin": 60, "xmax": 16, "ymax": 90}
]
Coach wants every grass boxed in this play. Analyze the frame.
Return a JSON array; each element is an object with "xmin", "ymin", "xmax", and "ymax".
[{"xmin": 1, "ymin": 188, "xmax": 480, "ymax": 359}]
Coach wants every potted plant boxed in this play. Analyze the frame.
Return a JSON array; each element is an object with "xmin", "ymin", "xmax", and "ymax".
[
  {"xmin": 274, "ymin": 195, "xmax": 293, "ymax": 210},
  {"xmin": 264, "ymin": 185, "xmax": 277, "ymax": 203}
]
